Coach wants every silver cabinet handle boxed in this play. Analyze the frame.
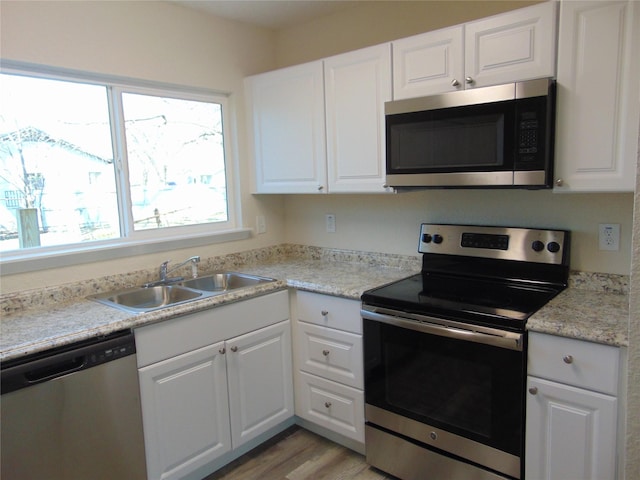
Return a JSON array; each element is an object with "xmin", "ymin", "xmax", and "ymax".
[
  {"xmin": 465, "ymin": 76, "xmax": 474, "ymax": 84},
  {"xmin": 529, "ymin": 387, "xmax": 538, "ymax": 395},
  {"xmin": 230, "ymin": 346, "xmax": 238, "ymax": 353},
  {"xmin": 219, "ymin": 347, "xmax": 226, "ymax": 354},
  {"xmin": 321, "ymin": 310, "xmax": 329, "ymax": 317},
  {"xmin": 322, "ymin": 350, "xmax": 330, "ymax": 356},
  {"xmin": 563, "ymin": 355, "xmax": 574, "ymax": 364},
  {"xmin": 324, "ymin": 402, "xmax": 332, "ymax": 408},
  {"xmin": 555, "ymin": 178, "xmax": 564, "ymax": 187},
  {"xmin": 451, "ymin": 79, "xmax": 460, "ymax": 87}
]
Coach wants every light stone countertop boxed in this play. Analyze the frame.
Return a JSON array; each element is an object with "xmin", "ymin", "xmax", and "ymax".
[
  {"xmin": 0, "ymin": 250, "xmax": 420, "ymax": 362},
  {"xmin": 0, "ymin": 246, "xmax": 630, "ymax": 362},
  {"xmin": 527, "ymin": 288, "xmax": 629, "ymax": 347}
]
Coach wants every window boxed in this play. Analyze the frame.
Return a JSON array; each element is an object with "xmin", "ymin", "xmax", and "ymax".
[{"xmin": 0, "ymin": 67, "xmax": 239, "ymax": 264}]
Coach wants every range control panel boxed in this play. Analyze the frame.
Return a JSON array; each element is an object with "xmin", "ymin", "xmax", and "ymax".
[{"xmin": 418, "ymin": 224, "xmax": 569, "ymax": 265}]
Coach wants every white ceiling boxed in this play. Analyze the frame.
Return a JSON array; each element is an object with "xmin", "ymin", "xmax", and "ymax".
[{"xmin": 172, "ymin": 1, "xmax": 363, "ymax": 29}]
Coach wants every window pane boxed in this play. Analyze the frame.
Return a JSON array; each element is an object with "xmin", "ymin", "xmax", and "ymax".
[
  {"xmin": 121, "ymin": 93, "xmax": 228, "ymax": 231},
  {"xmin": 0, "ymin": 74, "xmax": 119, "ymax": 252}
]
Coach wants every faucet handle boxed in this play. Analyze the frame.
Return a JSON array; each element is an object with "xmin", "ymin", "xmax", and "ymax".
[{"xmin": 159, "ymin": 260, "xmax": 170, "ymax": 279}]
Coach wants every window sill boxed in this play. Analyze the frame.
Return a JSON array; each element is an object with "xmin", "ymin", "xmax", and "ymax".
[{"xmin": 0, "ymin": 228, "xmax": 253, "ymax": 275}]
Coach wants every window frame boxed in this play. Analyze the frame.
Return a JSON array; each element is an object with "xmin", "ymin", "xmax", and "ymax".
[{"xmin": 0, "ymin": 61, "xmax": 248, "ymax": 275}]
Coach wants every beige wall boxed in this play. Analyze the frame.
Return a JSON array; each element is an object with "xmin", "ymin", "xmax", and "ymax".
[
  {"xmin": 275, "ymin": 0, "xmax": 541, "ymax": 67},
  {"xmin": 626, "ymin": 126, "xmax": 640, "ymax": 479},
  {"xmin": 0, "ymin": 0, "xmax": 286, "ymax": 293}
]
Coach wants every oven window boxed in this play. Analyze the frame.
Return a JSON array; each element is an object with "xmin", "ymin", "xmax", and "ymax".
[
  {"xmin": 364, "ymin": 319, "xmax": 524, "ymax": 456},
  {"xmin": 386, "ymin": 102, "xmax": 515, "ymax": 173},
  {"xmin": 386, "ymin": 345, "xmax": 492, "ymax": 437}
]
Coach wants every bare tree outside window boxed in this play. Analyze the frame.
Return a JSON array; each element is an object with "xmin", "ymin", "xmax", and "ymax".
[{"xmin": 0, "ymin": 72, "xmax": 231, "ymax": 253}]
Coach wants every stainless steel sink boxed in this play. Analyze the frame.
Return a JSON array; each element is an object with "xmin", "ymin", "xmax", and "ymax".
[
  {"xmin": 180, "ymin": 272, "xmax": 274, "ymax": 292},
  {"xmin": 89, "ymin": 285, "xmax": 203, "ymax": 313},
  {"xmin": 89, "ymin": 272, "xmax": 276, "ymax": 313}
]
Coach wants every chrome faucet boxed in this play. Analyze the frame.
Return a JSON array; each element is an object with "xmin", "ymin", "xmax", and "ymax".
[{"xmin": 155, "ymin": 256, "xmax": 201, "ymax": 285}]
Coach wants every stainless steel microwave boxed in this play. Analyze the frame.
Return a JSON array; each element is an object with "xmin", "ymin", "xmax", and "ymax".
[{"xmin": 385, "ymin": 78, "xmax": 556, "ymax": 189}]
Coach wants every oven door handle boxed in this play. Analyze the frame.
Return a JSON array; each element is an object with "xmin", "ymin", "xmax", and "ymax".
[{"xmin": 361, "ymin": 308, "xmax": 524, "ymax": 351}]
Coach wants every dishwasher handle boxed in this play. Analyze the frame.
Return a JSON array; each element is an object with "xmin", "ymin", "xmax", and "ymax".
[
  {"xmin": 24, "ymin": 355, "xmax": 86, "ymax": 384},
  {"xmin": 1, "ymin": 330, "xmax": 136, "ymax": 394}
]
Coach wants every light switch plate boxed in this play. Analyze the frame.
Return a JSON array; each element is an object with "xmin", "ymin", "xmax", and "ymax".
[
  {"xmin": 256, "ymin": 215, "xmax": 266, "ymax": 234},
  {"xmin": 325, "ymin": 214, "xmax": 336, "ymax": 233}
]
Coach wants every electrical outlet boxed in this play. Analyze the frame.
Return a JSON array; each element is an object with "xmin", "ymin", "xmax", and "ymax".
[
  {"xmin": 598, "ymin": 223, "xmax": 620, "ymax": 251},
  {"xmin": 256, "ymin": 215, "xmax": 266, "ymax": 234},
  {"xmin": 325, "ymin": 214, "xmax": 336, "ymax": 233}
]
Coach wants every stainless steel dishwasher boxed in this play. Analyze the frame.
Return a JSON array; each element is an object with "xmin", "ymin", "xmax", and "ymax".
[{"xmin": 1, "ymin": 329, "xmax": 147, "ymax": 479}]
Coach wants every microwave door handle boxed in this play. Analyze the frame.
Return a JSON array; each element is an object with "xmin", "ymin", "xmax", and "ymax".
[{"xmin": 361, "ymin": 308, "xmax": 523, "ymax": 351}]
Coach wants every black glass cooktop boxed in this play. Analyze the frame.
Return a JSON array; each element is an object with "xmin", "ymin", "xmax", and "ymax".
[{"xmin": 361, "ymin": 272, "xmax": 563, "ymax": 331}]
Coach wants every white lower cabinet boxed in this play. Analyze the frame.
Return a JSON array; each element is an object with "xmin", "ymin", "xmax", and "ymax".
[
  {"xmin": 292, "ymin": 291, "xmax": 365, "ymax": 444},
  {"xmin": 525, "ymin": 332, "xmax": 620, "ymax": 480},
  {"xmin": 135, "ymin": 291, "xmax": 293, "ymax": 480},
  {"xmin": 138, "ymin": 343, "xmax": 231, "ymax": 480}
]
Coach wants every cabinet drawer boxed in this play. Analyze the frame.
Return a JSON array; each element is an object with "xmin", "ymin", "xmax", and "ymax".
[
  {"xmin": 296, "ymin": 321, "xmax": 363, "ymax": 389},
  {"xmin": 528, "ymin": 332, "xmax": 619, "ymax": 395},
  {"xmin": 295, "ymin": 371, "xmax": 364, "ymax": 442},
  {"xmin": 296, "ymin": 291, "xmax": 362, "ymax": 334}
]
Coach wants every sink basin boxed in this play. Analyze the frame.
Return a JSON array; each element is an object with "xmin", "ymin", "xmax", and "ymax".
[
  {"xmin": 90, "ymin": 285, "xmax": 203, "ymax": 313},
  {"xmin": 180, "ymin": 272, "xmax": 274, "ymax": 292}
]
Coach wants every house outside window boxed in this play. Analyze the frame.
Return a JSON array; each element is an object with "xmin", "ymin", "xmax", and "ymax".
[{"xmin": 0, "ymin": 68, "xmax": 237, "ymax": 261}]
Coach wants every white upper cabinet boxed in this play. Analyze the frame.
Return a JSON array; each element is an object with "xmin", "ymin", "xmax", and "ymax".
[
  {"xmin": 554, "ymin": 0, "xmax": 640, "ymax": 192},
  {"xmin": 246, "ymin": 61, "xmax": 327, "ymax": 193},
  {"xmin": 392, "ymin": 1, "xmax": 557, "ymax": 99},
  {"xmin": 392, "ymin": 26, "xmax": 464, "ymax": 99},
  {"xmin": 464, "ymin": 1, "xmax": 557, "ymax": 89},
  {"xmin": 247, "ymin": 44, "xmax": 392, "ymax": 194},
  {"xmin": 324, "ymin": 43, "xmax": 392, "ymax": 193}
]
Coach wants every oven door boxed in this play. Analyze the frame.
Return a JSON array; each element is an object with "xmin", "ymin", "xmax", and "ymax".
[{"xmin": 362, "ymin": 308, "xmax": 525, "ymax": 479}]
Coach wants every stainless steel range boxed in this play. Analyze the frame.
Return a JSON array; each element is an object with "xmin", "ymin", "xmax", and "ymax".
[{"xmin": 361, "ymin": 224, "xmax": 570, "ymax": 480}]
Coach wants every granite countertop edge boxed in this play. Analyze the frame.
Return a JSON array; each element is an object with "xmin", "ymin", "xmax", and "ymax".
[{"xmin": 0, "ymin": 247, "xmax": 630, "ymax": 361}]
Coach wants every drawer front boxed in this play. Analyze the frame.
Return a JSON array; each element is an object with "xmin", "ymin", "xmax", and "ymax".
[
  {"xmin": 135, "ymin": 290, "xmax": 289, "ymax": 367},
  {"xmin": 528, "ymin": 332, "xmax": 619, "ymax": 395},
  {"xmin": 297, "ymin": 321, "xmax": 363, "ymax": 389},
  {"xmin": 296, "ymin": 291, "xmax": 362, "ymax": 334},
  {"xmin": 295, "ymin": 371, "xmax": 364, "ymax": 442}
]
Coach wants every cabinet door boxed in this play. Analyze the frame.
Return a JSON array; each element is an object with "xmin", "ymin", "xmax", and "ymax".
[
  {"xmin": 554, "ymin": 0, "xmax": 640, "ymax": 192},
  {"xmin": 392, "ymin": 25, "xmax": 464, "ymax": 98},
  {"xmin": 324, "ymin": 44, "xmax": 392, "ymax": 193},
  {"xmin": 525, "ymin": 376, "xmax": 618, "ymax": 480},
  {"xmin": 246, "ymin": 62, "xmax": 327, "ymax": 193},
  {"xmin": 465, "ymin": 1, "xmax": 557, "ymax": 88},
  {"xmin": 226, "ymin": 320, "xmax": 293, "ymax": 449},
  {"xmin": 138, "ymin": 343, "xmax": 231, "ymax": 480}
]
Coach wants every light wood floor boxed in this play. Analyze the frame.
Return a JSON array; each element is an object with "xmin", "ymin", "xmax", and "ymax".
[{"xmin": 204, "ymin": 426, "xmax": 397, "ymax": 480}]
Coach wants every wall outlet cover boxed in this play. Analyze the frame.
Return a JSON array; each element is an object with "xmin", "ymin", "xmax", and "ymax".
[{"xmin": 598, "ymin": 223, "xmax": 620, "ymax": 251}]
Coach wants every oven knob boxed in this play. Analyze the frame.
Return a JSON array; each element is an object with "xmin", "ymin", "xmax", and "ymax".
[
  {"xmin": 422, "ymin": 233, "xmax": 433, "ymax": 243},
  {"xmin": 532, "ymin": 240, "xmax": 545, "ymax": 252},
  {"xmin": 547, "ymin": 242, "xmax": 561, "ymax": 253},
  {"xmin": 433, "ymin": 234, "xmax": 443, "ymax": 244}
]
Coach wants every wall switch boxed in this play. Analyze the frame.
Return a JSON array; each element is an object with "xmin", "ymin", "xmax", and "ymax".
[
  {"xmin": 256, "ymin": 215, "xmax": 266, "ymax": 234},
  {"xmin": 325, "ymin": 214, "xmax": 336, "ymax": 233},
  {"xmin": 598, "ymin": 223, "xmax": 620, "ymax": 251}
]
